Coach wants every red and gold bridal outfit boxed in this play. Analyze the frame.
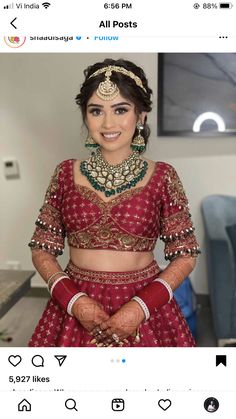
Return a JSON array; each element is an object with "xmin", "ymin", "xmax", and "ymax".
[{"xmin": 28, "ymin": 159, "xmax": 200, "ymax": 347}]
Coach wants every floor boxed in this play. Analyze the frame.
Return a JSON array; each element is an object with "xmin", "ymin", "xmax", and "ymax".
[
  {"xmin": 0, "ymin": 292, "xmax": 217, "ymax": 347},
  {"xmin": 0, "ymin": 294, "xmax": 48, "ymax": 347}
]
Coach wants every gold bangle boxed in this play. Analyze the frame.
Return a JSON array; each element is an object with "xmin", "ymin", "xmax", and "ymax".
[{"xmin": 47, "ymin": 271, "xmax": 66, "ymax": 282}]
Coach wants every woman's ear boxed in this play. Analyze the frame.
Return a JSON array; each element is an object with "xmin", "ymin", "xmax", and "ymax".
[{"xmin": 139, "ymin": 111, "xmax": 147, "ymax": 125}]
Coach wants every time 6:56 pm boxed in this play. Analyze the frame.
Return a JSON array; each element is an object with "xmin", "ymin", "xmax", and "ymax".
[{"xmin": 104, "ymin": 3, "xmax": 132, "ymax": 9}]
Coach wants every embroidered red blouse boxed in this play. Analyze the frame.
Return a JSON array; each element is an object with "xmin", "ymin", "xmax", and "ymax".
[{"xmin": 28, "ymin": 159, "xmax": 200, "ymax": 260}]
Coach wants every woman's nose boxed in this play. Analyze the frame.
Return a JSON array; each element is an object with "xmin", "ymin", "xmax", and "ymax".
[{"xmin": 102, "ymin": 113, "xmax": 115, "ymax": 129}]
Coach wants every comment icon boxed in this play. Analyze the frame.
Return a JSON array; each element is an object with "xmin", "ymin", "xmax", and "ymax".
[{"xmin": 31, "ymin": 355, "xmax": 44, "ymax": 367}]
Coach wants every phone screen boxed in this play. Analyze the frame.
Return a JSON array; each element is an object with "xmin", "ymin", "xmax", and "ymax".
[{"xmin": 0, "ymin": 1, "xmax": 235, "ymax": 417}]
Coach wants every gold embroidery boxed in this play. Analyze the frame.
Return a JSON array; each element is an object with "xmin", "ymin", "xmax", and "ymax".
[
  {"xmin": 68, "ymin": 215, "xmax": 156, "ymax": 251},
  {"xmin": 75, "ymin": 183, "xmax": 145, "ymax": 209},
  {"xmin": 68, "ymin": 229, "xmax": 156, "ymax": 251},
  {"xmin": 120, "ymin": 235, "xmax": 136, "ymax": 247},
  {"xmin": 161, "ymin": 165, "xmax": 200, "ymax": 260},
  {"xmin": 161, "ymin": 211, "xmax": 200, "ymax": 260},
  {"xmin": 99, "ymin": 227, "xmax": 112, "ymax": 241},
  {"xmin": 76, "ymin": 231, "xmax": 91, "ymax": 244},
  {"xmin": 29, "ymin": 203, "xmax": 65, "ymax": 256},
  {"xmin": 45, "ymin": 164, "xmax": 61, "ymax": 203},
  {"xmin": 165, "ymin": 247, "xmax": 201, "ymax": 261},
  {"xmin": 161, "ymin": 210, "xmax": 193, "ymax": 237},
  {"xmin": 164, "ymin": 233, "xmax": 201, "ymax": 261},
  {"xmin": 65, "ymin": 260, "xmax": 161, "ymax": 284},
  {"xmin": 160, "ymin": 227, "xmax": 195, "ymax": 242},
  {"xmin": 165, "ymin": 166, "xmax": 188, "ymax": 207}
]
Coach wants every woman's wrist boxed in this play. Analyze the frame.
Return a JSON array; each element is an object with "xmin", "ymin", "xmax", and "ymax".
[
  {"xmin": 153, "ymin": 277, "xmax": 173, "ymax": 302},
  {"xmin": 131, "ymin": 296, "xmax": 150, "ymax": 321},
  {"xmin": 67, "ymin": 292, "xmax": 88, "ymax": 316},
  {"xmin": 48, "ymin": 275, "xmax": 70, "ymax": 294},
  {"xmin": 50, "ymin": 276, "xmax": 85, "ymax": 315},
  {"xmin": 133, "ymin": 278, "xmax": 172, "ymax": 315},
  {"xmin": 47, "ymin": 271, "xmax": 69, "ymax": 290}
]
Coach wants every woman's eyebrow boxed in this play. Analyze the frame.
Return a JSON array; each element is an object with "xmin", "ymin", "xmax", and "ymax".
[
  {"xmin": 87, "ymin": 102, "xmax": 132, "ymax": 108},
  {"xmin": 87, "ymin": 103, "xmax": 103, "ymax": 108},
  {"xmin": 111, "ymin": 102, "xmax": 132, "ymax": 108}
]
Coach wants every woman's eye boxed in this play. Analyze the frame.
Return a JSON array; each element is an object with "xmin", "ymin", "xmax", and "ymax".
[
  {"xmin": 114, "ymin": 107, "xmax": 128, "ymax": 114},
  {"xmin": 88, "ymin": 107, "xmax": 128, "ymax": 116},
  {"xmin": 88, "ymin": 108, "xmax": 102, "ymax": 116}
]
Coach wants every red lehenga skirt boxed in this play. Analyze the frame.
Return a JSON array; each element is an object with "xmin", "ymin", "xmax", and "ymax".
[{"xmin": 28, "ymin": 260, "xmax": 195, "ymax": 347}]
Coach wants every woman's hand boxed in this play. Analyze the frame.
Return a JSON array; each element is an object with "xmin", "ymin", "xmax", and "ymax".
[
  {"xmin": 72, "ymin": 295, "xmax": 110, "ymax": 332},
  {"xmin": 91, "ymin": 300, "xmax": 145, "ymax": 346}
]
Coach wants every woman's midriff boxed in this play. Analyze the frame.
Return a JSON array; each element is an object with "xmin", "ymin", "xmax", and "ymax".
[{"xmin": 69, "ymin": 247, "xmax": 155, "ymax": 271}]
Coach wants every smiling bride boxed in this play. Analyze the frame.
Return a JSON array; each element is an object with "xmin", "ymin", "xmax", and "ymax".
[{"xmin": 28, "ymin": 58, "xmax": 200, "ymax": 347}]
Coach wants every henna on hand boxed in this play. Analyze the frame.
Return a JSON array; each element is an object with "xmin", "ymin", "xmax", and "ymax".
[
  {"xmin": 72, "ymin": 295, "xmax": 109, "ymax": 332},
  {"xmin": 94, "ymin": 300, "xmax": 145, "ymax": 344}
]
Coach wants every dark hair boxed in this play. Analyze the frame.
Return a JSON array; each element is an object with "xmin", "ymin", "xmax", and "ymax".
[{"xmin": 75, "ymin": 58, "xmax": 153, "ymax": 151}]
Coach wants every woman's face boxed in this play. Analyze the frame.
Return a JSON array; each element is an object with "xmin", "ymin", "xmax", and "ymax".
[{"xmin": 85, "ymin": 91, "xmax": 146, "ymax": 154}]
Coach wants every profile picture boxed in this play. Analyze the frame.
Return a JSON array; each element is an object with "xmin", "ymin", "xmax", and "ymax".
[{"xmin": 204, "ymin": 397, "xmax": 219, "ymax": 413}]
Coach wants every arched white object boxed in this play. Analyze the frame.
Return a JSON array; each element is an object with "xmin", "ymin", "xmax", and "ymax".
[{"xmin": 193, "ymin": 112, "xmax": 226, "ymax": 132}]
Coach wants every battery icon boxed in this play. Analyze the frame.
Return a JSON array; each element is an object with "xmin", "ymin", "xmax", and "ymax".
[{"xmin": 219, "ymin": 2, "xmax": 233, "ymax": 7}]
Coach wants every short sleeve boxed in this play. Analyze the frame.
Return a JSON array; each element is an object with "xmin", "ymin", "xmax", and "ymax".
[
  {"xmin": 160, "ymin": 164, "xmax": 200, "ymax": 261},
  {"xmin": 28, "ymin": 163, "xmax": 66, "ymax": 256}
]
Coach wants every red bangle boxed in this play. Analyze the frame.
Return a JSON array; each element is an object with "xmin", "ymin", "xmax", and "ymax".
[
  {"xmin": 135, "ymin": 281, "xmax": 170, "ymax": 313},
  {"xmin": 51, "ymin": 278, "xmax": 79, "ymax": 311}
]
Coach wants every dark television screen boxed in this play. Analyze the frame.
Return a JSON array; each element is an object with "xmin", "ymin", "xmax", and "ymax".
[{"xmin": 158, "ymin": 53, "xmax": 236, "ymax": 136}]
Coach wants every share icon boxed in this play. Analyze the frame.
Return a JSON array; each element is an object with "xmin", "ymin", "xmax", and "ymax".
[{"xmin": 54, "ymin": 355, "xmax": 67, "ymax": 366}]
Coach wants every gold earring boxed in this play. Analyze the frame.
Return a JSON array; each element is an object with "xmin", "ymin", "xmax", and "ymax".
[
  {"xmin": 85, "ymin": 136, "xmax": 99, "ymax": 148},
  {"xmin": 131, "ymin": 122, "xmax": 146, "ymax": 153}
]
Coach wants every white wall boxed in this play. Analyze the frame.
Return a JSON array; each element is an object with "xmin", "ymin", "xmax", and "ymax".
[{"xmin": 1, "ymin": 53, "xmax": 236, "ymax": 293}]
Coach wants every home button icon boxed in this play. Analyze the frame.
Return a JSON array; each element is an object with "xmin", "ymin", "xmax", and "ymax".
[{"xmin": 18, "ymin": 399, "xmax": 31, "ymax": 412}]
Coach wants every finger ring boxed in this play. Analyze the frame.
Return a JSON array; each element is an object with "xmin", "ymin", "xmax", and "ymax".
[
  {"xmin": 112, "ymin": 333, "xmax": 120, "ymax": 343},
  {"xmin": 92, "ymin": 327, "xmax": 101, "ymax": 335},
  {"xmin": 93, "ymin": 327, "xmax": 102, "ymax": 337}
]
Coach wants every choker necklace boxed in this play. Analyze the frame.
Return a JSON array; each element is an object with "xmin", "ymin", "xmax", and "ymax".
[{"xmin": 80, "ymin": 148, "xmax": 148, "ymax": 197}]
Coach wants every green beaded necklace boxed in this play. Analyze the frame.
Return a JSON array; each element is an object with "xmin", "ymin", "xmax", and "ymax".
[{"xmin": 80, "ymin": 148, "xmax": 148, "ymax": 197}]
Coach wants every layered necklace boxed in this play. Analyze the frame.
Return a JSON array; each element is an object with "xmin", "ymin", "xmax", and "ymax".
[{"xmin": 80, "ymin": 148, "xmax": 148, "ymax": 197}]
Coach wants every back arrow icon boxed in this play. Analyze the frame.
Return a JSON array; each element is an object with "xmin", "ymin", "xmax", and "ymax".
[{"xmin": 10, "ymin": 18, "xmax": 17, "ymax": 29}]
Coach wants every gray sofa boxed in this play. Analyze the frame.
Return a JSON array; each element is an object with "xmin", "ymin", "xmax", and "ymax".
[{"xmin": 201, "ymin": 195, "xmax": 236, "ymax": 346}]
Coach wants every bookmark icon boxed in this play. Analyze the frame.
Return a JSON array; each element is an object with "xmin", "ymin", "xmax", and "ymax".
[{"xmin": 216, "ymin": 355, "xmax": 227, "ymax": 367}]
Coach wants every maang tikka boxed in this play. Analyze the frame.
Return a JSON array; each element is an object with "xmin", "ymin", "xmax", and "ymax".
[
  {"xmin": 131, "ymin": 122, "xmax": 146, "ymax": 153},
  {"xmin": 88, "ymin": 65, "xmax": 147, "ymax": 101}
]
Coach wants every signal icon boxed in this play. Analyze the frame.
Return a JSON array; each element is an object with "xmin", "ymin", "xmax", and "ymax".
[
  {"xmin": 42, "ymin": 2, "xmax": 51, "ymax": 9},
  {"xmin": 4, "ymin": 2, "xmax": 14, "ymax": 8}
]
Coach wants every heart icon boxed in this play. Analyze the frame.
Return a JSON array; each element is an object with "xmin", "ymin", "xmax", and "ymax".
[
  {"xmin": 158, "ymin": 399, "xmax": 172, "ymax": 411},
  {"xmin": 8, "ymin": 355, "xmax": 22, "ymax": 367}
]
